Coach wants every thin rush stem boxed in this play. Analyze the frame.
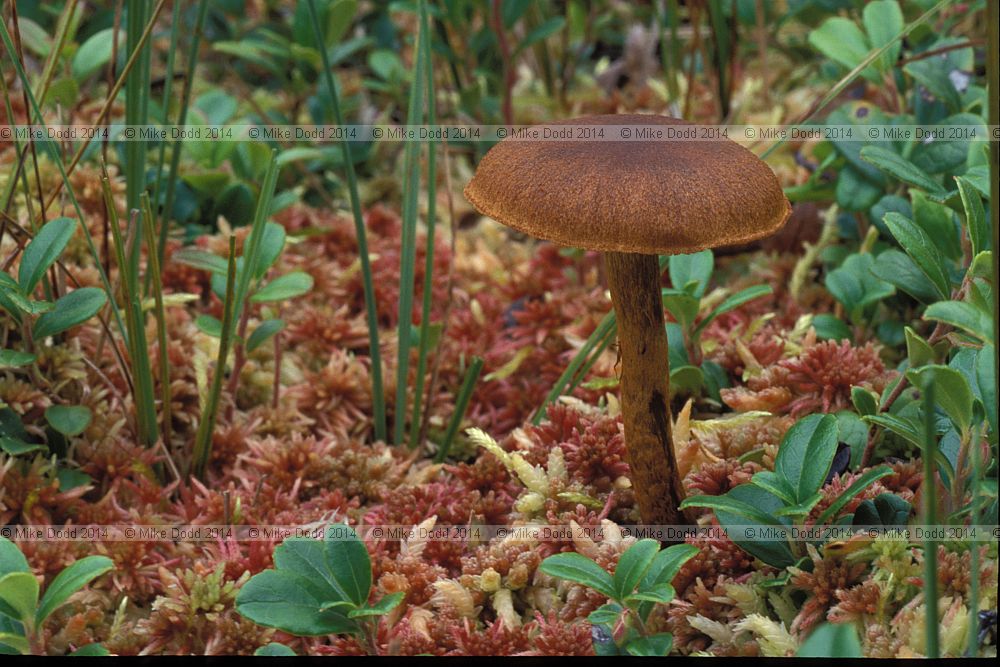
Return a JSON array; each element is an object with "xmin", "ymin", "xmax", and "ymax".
[{"xmin": 305, "ymin": 0, "xmax": 386, "ymax": 443}]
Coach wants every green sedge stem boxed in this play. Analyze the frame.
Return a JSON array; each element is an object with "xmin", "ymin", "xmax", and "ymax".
[
  {"xmin": 409, "ymin": 0, "xmax": 438, "ymax": 450},
  {"xmin": 305, "ymin": 0, "xmax": 386, "ymax": 443},
  {"xmin": 436, "ymin": 357, "xmax": 485, "ymax": 463},
  {"xmin": 394, "ymin": 0, "xmax": 430, "ymax": 445}
]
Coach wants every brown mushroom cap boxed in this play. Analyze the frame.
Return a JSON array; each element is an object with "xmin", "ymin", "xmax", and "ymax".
[{"xmin": 464, "ymin": 114, "xmax": 791, "ymax": 254}]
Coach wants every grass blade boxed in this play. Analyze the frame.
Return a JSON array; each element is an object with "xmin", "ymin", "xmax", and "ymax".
[
  {"xmin": 191, "ymin": 236, "xmax": 238, "ymax": 479},
  {"xmin": 435, "ymin": 356, "xmax": 484, "ymax": 463},
  {"xmin": 190, "ymin": 151, "xmax": 279, "ymax": 478},
  {"xmin": 409, "ymin": 0, "xmax": 438, "ymax": 449},
  {"xmin": 394, "ymin": 0, "xmax": 430, "ymax": 445},
  {"xmin": 125, "ymin": 0, "xmax": 152, "ymax": 214},
  {"xmin": 141, "ymin": 193, "xmax": 172, "ymax": 449},
  {"xmin": 99, "ymin": 174, "xmax": 158, "ymax": 447},
  {"xmin": 156, "ymin": 0, "xmax": 210, "ymax": 267},
  {"xmin": 146, "ymin": 0, "xmax": 184, "ymax": 289},
  {"xmin": 305, "ymin": 0, "xmax": 386, "ymax": 443}
]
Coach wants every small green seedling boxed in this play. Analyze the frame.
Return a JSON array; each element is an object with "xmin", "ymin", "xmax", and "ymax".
[
  {"xmin": 661, "ymin": 249, "xmax": 772, "ymax": 399},
  {"xmin": 0, "ymin": 537, "xmax": 113, "ymax": 655},
  {"xmin": 175, "ymin": 221, "xmax": 312, "ymax": 355},
  {"xmin": 539, "ymin": 540, "xmax": 698, "ymax": 656},
  {"xmin": 0, "ymin": 217, "xmax": 107, "ymax": 353},
  {"xmin": 236, "ymin": 525, "xmax": 402, "ymax": 653},
  {"xmin": 682, "ymin": 414, "xmax": 894, "ymax": 567}
]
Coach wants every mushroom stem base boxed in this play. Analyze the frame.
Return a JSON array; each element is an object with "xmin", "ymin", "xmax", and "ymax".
[{"xmin": 605, "ymin": 252, "xmax": 684, "ymax": 527}]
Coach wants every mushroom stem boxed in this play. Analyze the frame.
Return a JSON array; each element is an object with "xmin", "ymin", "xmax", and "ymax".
[{"xmin": 605, "ymin": 251, "xmax": 684, "ymax": 526}]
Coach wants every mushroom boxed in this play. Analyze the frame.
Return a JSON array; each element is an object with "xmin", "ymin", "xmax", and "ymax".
[{"xmin": 464, "ymin": 114, "xmax": 790, "ymax": 525}]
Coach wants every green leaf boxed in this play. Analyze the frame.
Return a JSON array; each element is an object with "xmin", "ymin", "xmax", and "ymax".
[
  {"xmin": 668, "ymin": 250, "xmax": 713, "ymax": 298},
  {"xmin": 625, "ymin": 633, "xmax": 673, "ymax": 656},
  {"xmin": 326, "ymin": 0, "xmax": 358, "ymax": 45},
  {"xmin": 235, "ymin": 569, "xmax": 356, "ymax": 636},
  {"xmin": 246, "ymin": 319, "xmax": 285, "ymax": 353},
  {"xmin": 870, "ymin": 249, "xmax": 941, "ymax": 304},
  {"xmin": 911, "ymin": 191, "xmax": 960, "ymax": 260},
  {"xmin": 625, "ymin": 584, "xmax": 675, "ymax": 605},
  {"xmin": 851, "ymin": 386, "xmax": 878, "ymax": 416},
  {"xmin": 317, "ymin": 600, "xmax": 355, "ymax": 612},
  {"xmin": 903, "ymin": 38, "xmax": 969, "ymax": 112},
  {"xmin": 775, "ymin": 414, "xmax": 839, "ymax": 502},
  {"xmin": 661, "ymin": 290, "xmax": 699, "ymax": 331},
  {"xmin": 16, "ymin": 17, "xmax": 50, "ymax": 57},
  {"xmin": 853, "ymin": 493, "xmax": 911, "ymax": 526},
  {"xmin": 773, "ymin": 492, "xmax": 823, "ymax": 518},
  {"xmin": 250, "ymin": 271, "xmax": 314, "ymax": 303},
  {"xmin": 968, "ymin": 251, "xmax": 993, "ymax": 280},
  {"xmin": 882, "ymin": 212, "xmax": 951, "ymax": 301},
  {"xmin": 514, "ymin": 17, "xmax": 566, "ymax": 55},
  {"xmin": 18, "ymin": 217, "xmax": 77, "ymax": 293},
  {"xmin": 976, "ymin": 345, "xmax": 997, "ymax": 434},
  {"xmin": 634, "ymin": 543, "xmax": 697, "ymax": 621},
  {"xmin": 862, "ymin": 0, "xmax": 903, "ymax": 73},
  {"xmin": 860, "ymin": 146, "xmax": 945, "ymax": 195},
  {"xmin": 836, "ymin": 164, "xmax": 883, "ymax": 211},
  {"xmin": 172, "ymin": 248, "xmax": 230, "ymax": 275},
  {"xmin": 538, "ymin": 553, "xmax": 616, "ymax": 599},
  {"xmin": 347, "ymin": 591, "xmax": 404, "ymax": 618},
  {"xmin": 586, "ymin": 602, "xmax": 623, "ymax": 626},
  {"xmin": 0, "ymin": 437, "xmax": 45, "ymax": 456},
  {"xmin": 33, "ymin": 288, "xmax": 107, "ymax": 340},
  {"xmin": 249, "ymin": 222, "xmax": 287, "ymax": 280},
  {"xmin": 35, "ymin": 556, "xmax": 113, "ymax": 625},
  {"xmin": 56, "ymin": 468, "xmax": 93, "ymax": 492},
  {"xmin": 612, "ymin": 539, "xmax": 659, "ymax": 600},
  {"xmin": 904, "ymin": 326, "xmax": 934, "ymax": 368},
  {"xmin": 669, "ymin": 365, "xmax": 704, "ymax": 396},
  {"xmin": 906, "ymin": 365, "xmax": 974, "ymax": 433},
  {"xmin": 254, "ymin": 642, "xmax": 296, "ymax": 656},
  {"xmin": 68, "ymin": 643, "xmax": 110, "ymax": 656},
  {"xmin": 0, "ymin": 274, "xmax": 31, "ymax": 317},
  {"xmin": 923, "ymin": 300, "xmax": 993, "ymax": 343},
  {"xmin": 0, "ymin": 632, "xmax": 29, "ymax": 655},
  {"xmin": 797, "ymin": 622, "xmax": 862, "ymax": 658},
  {"xmin": 824, "ymin": 253, "xmax": 895, "ymax": 323},
  {"xmin": 195, "ymin": 315, "xmax": 223, "ymax": 338},
  {"xmin": 694, "ymin": 285, "xmax": 772, "ymax": 336},
  {"xmin": 271, "ymin": 537, "xmax": 349, "ymax": 603},
  {"xmin": 44, "ymin": 406, "xmax": 92, "ymax": 437},
  {"xmin": 214, "ymin": 182, "xmax": 256, "ymax": 227},
  {"xmin": 0, "ymin": 538, "xmax": 30, "ymax": 576},
  {"xmin": 276, "ymin": 147, "xmax": 325, "ymax": 166},
  {"xmin": 639, "ymin": 544, "xmax": 698, "ymax": 592},
  {"xmin": 322, "ymin": 525, "xmax": 371, "ymax": 606},
  {"xmin": 0, "ymin": 350, "xmax": 36, "ymax": 368},
  {"xmin": 811, "ymin": 314, "xmax": 852, "ymax": 342},
  {"xmin": 749, "ymin": 470, "xmax": 797, "ymax": 504},
  {"xmin": 863, "ymin": 413, "xmax": 923, "ymax": 448},
  {"xmin": 808, "ymin": 17, "xmax": 877, "ymax": 81},
  {"xmin": 836, "ymin": 411, "xmax": 869, "ymax": 467},
  {"xmin": 680, "ymin": 493, "xmax": 786, "ymax": 528},
  {"xmin": 71, "ymin": 28, "xmax": 121, "ymax": 80},
  {"xmin": 956, "ymin": 176, "xmax": 987, "ymax": 258},
  {"xmin": 0, "ymin": 572, "xmax": 39, "ymax": 623},
  {"xmin": 816, "ymin": 465, "xmax": 894, "ymax": 523}
]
